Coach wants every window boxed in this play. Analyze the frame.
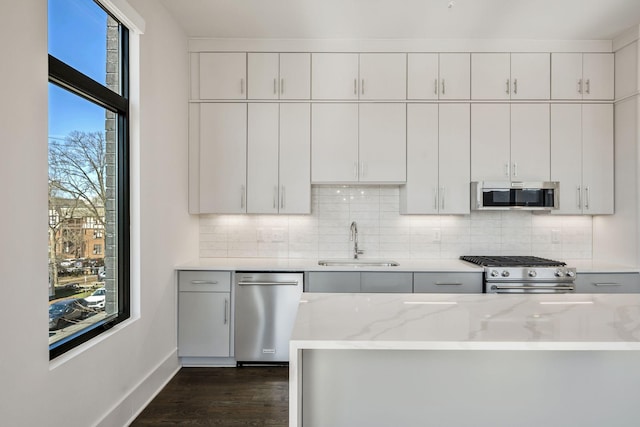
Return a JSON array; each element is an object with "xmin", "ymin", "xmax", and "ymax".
[{"xmin": 48, "ymin": 0, "xmax": 130, "ymax": 359}]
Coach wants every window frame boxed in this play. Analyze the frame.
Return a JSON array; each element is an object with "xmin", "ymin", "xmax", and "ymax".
[{"xmin": 48, "ymin": 6, "xmax": 130, "ymax": 360}]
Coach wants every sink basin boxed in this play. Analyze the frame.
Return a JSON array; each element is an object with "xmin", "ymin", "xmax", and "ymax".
[{"xmin": 318, "ymin": 259, "xmax": 400, "ymax": 267}]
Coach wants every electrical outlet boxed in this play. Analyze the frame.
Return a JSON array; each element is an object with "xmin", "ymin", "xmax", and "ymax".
[
  {"xmin": 271, "ymin": 228, "xmax": 285, "ymax": 243},
  {"xmin": 433, "ymin": 228, "xmax": 441, "ymax": 243},
  {"xmin": 551, "ymin": 229, "xmax": 561, "ymax": 244},
  {"xmin": 257, "ymin": 228, "xmax": 268, "ymax": 243}
]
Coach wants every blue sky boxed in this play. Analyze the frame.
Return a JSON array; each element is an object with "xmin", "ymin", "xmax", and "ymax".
[{"xmin": 48, "ymin": 0, "xmax": 110, "ymax": 139}]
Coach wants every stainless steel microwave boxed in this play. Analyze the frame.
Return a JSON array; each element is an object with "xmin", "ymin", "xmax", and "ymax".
[{"xmin": 471, "ymin": 181, "xmax": 559, "ymax": 211}]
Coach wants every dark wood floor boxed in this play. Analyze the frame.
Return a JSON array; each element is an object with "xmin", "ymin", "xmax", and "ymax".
[{"xmin": 131, "ymin": 366, "xmax": 289, "ymax": 426}]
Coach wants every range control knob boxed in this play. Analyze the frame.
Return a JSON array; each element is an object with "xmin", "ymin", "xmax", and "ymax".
[
  {"xmin": 501, "ymin": 270, "xmax": 510, "ymax": 278},
  {"xmin": 566, "ymin": 270, "xmax": 576, "ymax": 278},
  {"xmin": 490, "ymin": 270, "xmax": 499, "ymax": 278},
  {"xmin": 555, "ymin": 269, "xmax": 564, "ymax": 278},
  {"xmin": 528, "ymin": 270, "xmax": 537, "ymax": 278}
]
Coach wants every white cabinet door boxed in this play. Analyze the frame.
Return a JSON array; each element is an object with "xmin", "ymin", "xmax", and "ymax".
[
  {"xmin": 311, "ymin": 53, "xmax": 359, "ymax": 100},
  {"xmin": 471, "ymin": 53, "xmax": 510, "ymax": 100},
  {"xmin": 407, "ymin": 53, "xmax": 439, "ymax": 100},
  {"xmin": 439, "ymin": 104, "xmax": 470, "ymax": 214},
  {"xmin": 279, "ymin": 103, "xmax": 311, "ymax": 214},
  {"xmin": 471, "ymin": 104, "xmax": 510, "ymax": 181},
  {"xmin": 551, "ymin": 53, "xmax": 584, "ymax": 100},
  {"xmin": 247, "ymin": 104, "xmax": 280, "ymax": 213},
  {"xmin": 359, "ymin": 53, "xmax": 407, "ymax": 100},
  {"xmin": 311, "ymin": 103, "xmax": 359, "ymax": 182},
  {"xmin": 582, "ymin": 53, "xmax": 614, "ymax": 100},
  {"xmin": 178, "ymin": 292, "xmax": 230, "ymax": 357},
  {"xmin": 550, "ymin": 104, "xmax": 583, "ymax": 214},
  {"xmin": 401, "ymin": 104, "xmax": 439, "ymax": 213},
  {"xmin": 199, "ymin": 103, "xmax": 247, "ymax": 213},
  {"xmin": 359, "ymin": 103, "xmax": 407, "ymax": 182},
  {"xmin": 279, "ymin": 53, "xmax": 311, "ymax": 100},
  {"xmin": 510, "ymin": 53, "xmax": 550, "ymax": 100},
  {"xmin": 247, "ymin": 53, "xmax": 279, "ymax": 100},
  {"xmin": 582, "ymin": 104, "xmax": 613, "ymax": 214},
  {"xmin": 510, "ymin": 104, "xmax": 550, "ymax": 181},
  {"xmin": 199, "ymin": 53, "xmax": 247, "ymax": 100},
  {"xmin": 439, "ymin": 53, "xmax": 471, "ymax": 100}
]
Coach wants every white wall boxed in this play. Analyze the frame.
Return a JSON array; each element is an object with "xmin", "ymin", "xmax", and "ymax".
[{"xmin": 0, "ymin": 1, "xmax": 198, "ymax": 426}]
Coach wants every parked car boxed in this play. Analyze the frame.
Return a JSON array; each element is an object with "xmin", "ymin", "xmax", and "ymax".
[
  {"xmin": 49, "ymin": 299, "xmax": 91, "ymax": 330},
  {"xmin": 98, "ymin": 269, "xmax": 106, "ymax": 281},
  {"xmin": 84, "ymin": 287, "xmax": 106, "ymax": 310}
]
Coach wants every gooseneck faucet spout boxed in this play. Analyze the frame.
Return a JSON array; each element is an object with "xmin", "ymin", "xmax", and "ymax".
[{"xmin": 350, "ymin": 221, "xmax": 364, "ymax": 259}]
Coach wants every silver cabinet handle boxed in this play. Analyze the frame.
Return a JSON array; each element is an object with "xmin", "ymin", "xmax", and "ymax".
[
  {"xmin": 441, "ymin": 79, "xmax": 446, "ymax": 95},
  {"xmin": 440, "ymin": 186, "xmax": 445, "ymax": 210},
  {"xmin": 434, "ymin": 79, "xmax": 438, "ymax": 95},
  {"xmin": 240, "ymin": 78, "xmax": 245, "ymax": 94},
  {"xmin": 578, "ymin": 79, "xmax": 583, "ymax": 94},
  {"xmin": 273, "ymin": 186, "xmax": 278, "ymax": 209},
  {"xmin": 241, "ymin": 185, "xmax": 245, "ymax": 209},
  {"xmin": 280, "ymin": 185, "xmax": 285, "ymax": 209},
  {"xmin": 280, "ymin": 78, "xmax": 284, "ymax": 95},
  {"xmin": 594, "ymin": 283, "xmax": 622, "ymax": 287},
  {"xmin": 238, "ymin": 281, "xmax": 299, "ymax": 286},
  {"xmin": 436, "ymin": 282, "xmax": 462, "ymax": 286},
  {"xmin": 506, "ymin": 79, "xmax": 510, "ymax": 94},
  {"xmin": 504, "ymin": 162, "xmax": 510, "ymax": 176},
  {"xmin": 360, "ymin": 162, "xmax": 366, "ymax": 178},
  {"xmin": 513, "ymin": 162, "xmax": 518, "ymax": 177},
  {"xmin": 577, "ymin": 186, "xmax": 582, "ymax": 209},
  {"xmin": 361, "ymin": 79, "xmax": 365, "ymax": 95},
  {"xmin": 585, "ymin": 79, "xmax": 591, "ymax": 94},
  {"xmin": 513, "ymin": 78, "xmax": 518, "ymax": 94},
  {"xmin": 190, "ymin": 280, "xmax": 219, "ymax": 285},
  {"xmin": 354, "ymin": 78, "xmax": 357, "ymax": 95},
  {"xmin": 584, "ymin": 186, "xmax": 590, "ymax": 209},
  {"xmin": 223, "ymin": 298, "xmax": 229, "ymax": 324},
  {"xmin": 353, "ymin": 162, "xmax": 358, "ymax": 179},
  {"xmin": 273, "ymin": 78, "xmax": 277, "ymax": 94},
  {"xmin": 433, "ymin": 188, "xmax": 438, "ymax": 210}
]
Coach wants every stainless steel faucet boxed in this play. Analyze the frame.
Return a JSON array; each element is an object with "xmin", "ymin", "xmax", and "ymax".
[{"xmin": 350, "ymin": 221, "xmax": 364, "ymax": 259}]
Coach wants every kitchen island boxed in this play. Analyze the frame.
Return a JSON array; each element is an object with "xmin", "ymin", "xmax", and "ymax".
[{"xmin": 289, "ymin": 293, "xmax": 640, "ymax": 427}]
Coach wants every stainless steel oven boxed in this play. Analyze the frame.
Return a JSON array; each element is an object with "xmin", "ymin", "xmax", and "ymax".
[{"xmin": 460, "ymin": 256, "xmax": 576, "ymax": 294}]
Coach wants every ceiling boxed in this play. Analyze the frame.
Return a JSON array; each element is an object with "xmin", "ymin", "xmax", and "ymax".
[{"xmin": 160, "ymin": 0, "xmax": 640, "ymax": 41}]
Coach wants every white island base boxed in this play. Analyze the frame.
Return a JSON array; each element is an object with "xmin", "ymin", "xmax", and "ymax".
[{"xmin": 289, "ymin": 293, "xmax": 640, "ymax": 427}]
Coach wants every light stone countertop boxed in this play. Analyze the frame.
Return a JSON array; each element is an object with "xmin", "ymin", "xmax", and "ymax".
[
  {"xmin": 177, "ymin": 257, "xmax": 638, "ymax": 273},
  {"xmin": 290, "ymin": 292, "xmax": 640, "ymax": 351}
]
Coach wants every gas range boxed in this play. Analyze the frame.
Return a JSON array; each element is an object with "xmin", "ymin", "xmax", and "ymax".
[{"xmin": 460, "ymin": 255, "xmax": 577, "ymax": 294}]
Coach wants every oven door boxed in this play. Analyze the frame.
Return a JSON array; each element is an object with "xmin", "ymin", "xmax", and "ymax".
[{"xmin": 486, "ymin": 282, "xmax": 575, "ymax": 294}]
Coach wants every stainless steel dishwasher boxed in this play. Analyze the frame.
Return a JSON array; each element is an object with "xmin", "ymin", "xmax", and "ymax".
[{"xmin": 234, "ymin": 272, "xmax": 303, "ymax": 364}]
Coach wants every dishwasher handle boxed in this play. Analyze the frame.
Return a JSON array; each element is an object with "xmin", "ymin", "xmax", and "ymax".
[{"xmin": 237, "ymin": 281, "xmax": 299, "ymax": 286}]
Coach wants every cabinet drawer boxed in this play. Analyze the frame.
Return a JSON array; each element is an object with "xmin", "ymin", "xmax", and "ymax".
[
  {"xmin": 574, "ymin": 273, "xmax": 640, "ymax": 293},
  {"xmin": 306, "ymin": 272, "xmax": 360, "ymax": 293},
  {"xmin": 179, "ymin": 271, "xmax": 231, "ymax": 292},
  {"xmin": 361, "ymin": 272, "xmax": 413, "ymax": 293},
  {"xmin": 413, "ymin": 272, "xmax": 482, "ymax": 293}
]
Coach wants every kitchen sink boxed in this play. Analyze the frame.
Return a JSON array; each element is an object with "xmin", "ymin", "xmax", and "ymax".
[{"xmin": 318, "ymin": 259, "xmax": 400, "ymax": 267}]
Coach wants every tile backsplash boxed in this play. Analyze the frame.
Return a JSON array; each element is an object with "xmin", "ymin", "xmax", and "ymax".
[{"xmin": 199, "ymin": 186, "xmax": 593, "ymax": 260}]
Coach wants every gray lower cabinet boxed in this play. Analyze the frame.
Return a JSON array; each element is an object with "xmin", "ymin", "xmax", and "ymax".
[
  {"xmin": 574, "ymin": 272, "xmax": 640, "ymax": 293},
  {"xmin": 178, "ymin": 271, "xmax": 232, "ymax": 357},
  {"xmin": 306, "ymin": 272, "xmax": 413, "ymax": 293},
  {"xmin": 413, "ymin": 272, "xmax": 483, "ymax": 293}
]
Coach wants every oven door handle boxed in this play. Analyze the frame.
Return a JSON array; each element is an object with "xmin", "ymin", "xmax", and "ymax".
[{"xmin": 491, "ymin": 285, "xmax": 575, "ymax": 291}]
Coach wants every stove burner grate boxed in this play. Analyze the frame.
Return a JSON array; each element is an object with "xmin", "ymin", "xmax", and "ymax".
[{"xmin": 460, "ymin": 255, "xmax": 566, "ymax": 267}]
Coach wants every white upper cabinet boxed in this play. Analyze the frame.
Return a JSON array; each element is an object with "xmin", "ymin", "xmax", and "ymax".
[
  {"xmin": 407, "ymin": 53, "xmax": 470, "ymax": 100},
  {"xmin": 198, "ymin": 103, "xmax": 247, "ymax": 213},
  {"xmin": 311, "ymin": 103, "xmax": 406, "ymax": 183},
  {"xmin": 247, "ymin": 103, "xmax": 311, "ymax": 214},
  {"xmin": 551, "ymin": 53, "xmax": 614, "ymax": 100},
  {"xmin": 312, "ymin": 53, "xmax": 406, "ymax": 100},
  {"xmin": 471, "ymin": 53, "xmax": 550, "ymax": 100},
  {"xmin": 197, "ymin": 53, "xmax": 247, "ymax": 100},
  {"xmin": 358, "ymin": 103, "xmax": 407, "ymax": 182},
  {"xmin": 247, "ymin": 53, "xmax": 311, "ymax": 100},
  {"xmin": 471, "ymin": 104, "xmax": 550, "ymax": 182},
  {"xmin": 401, "ymin": 104, "xmax": 470, "ymax": 214},
  {"xmin": 551, "ymin": 104, "xmax": 613, "ymax": 215},
  {"xmin": 359, "ymin": 53, "xmax": 407, "ymax": 100}
]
